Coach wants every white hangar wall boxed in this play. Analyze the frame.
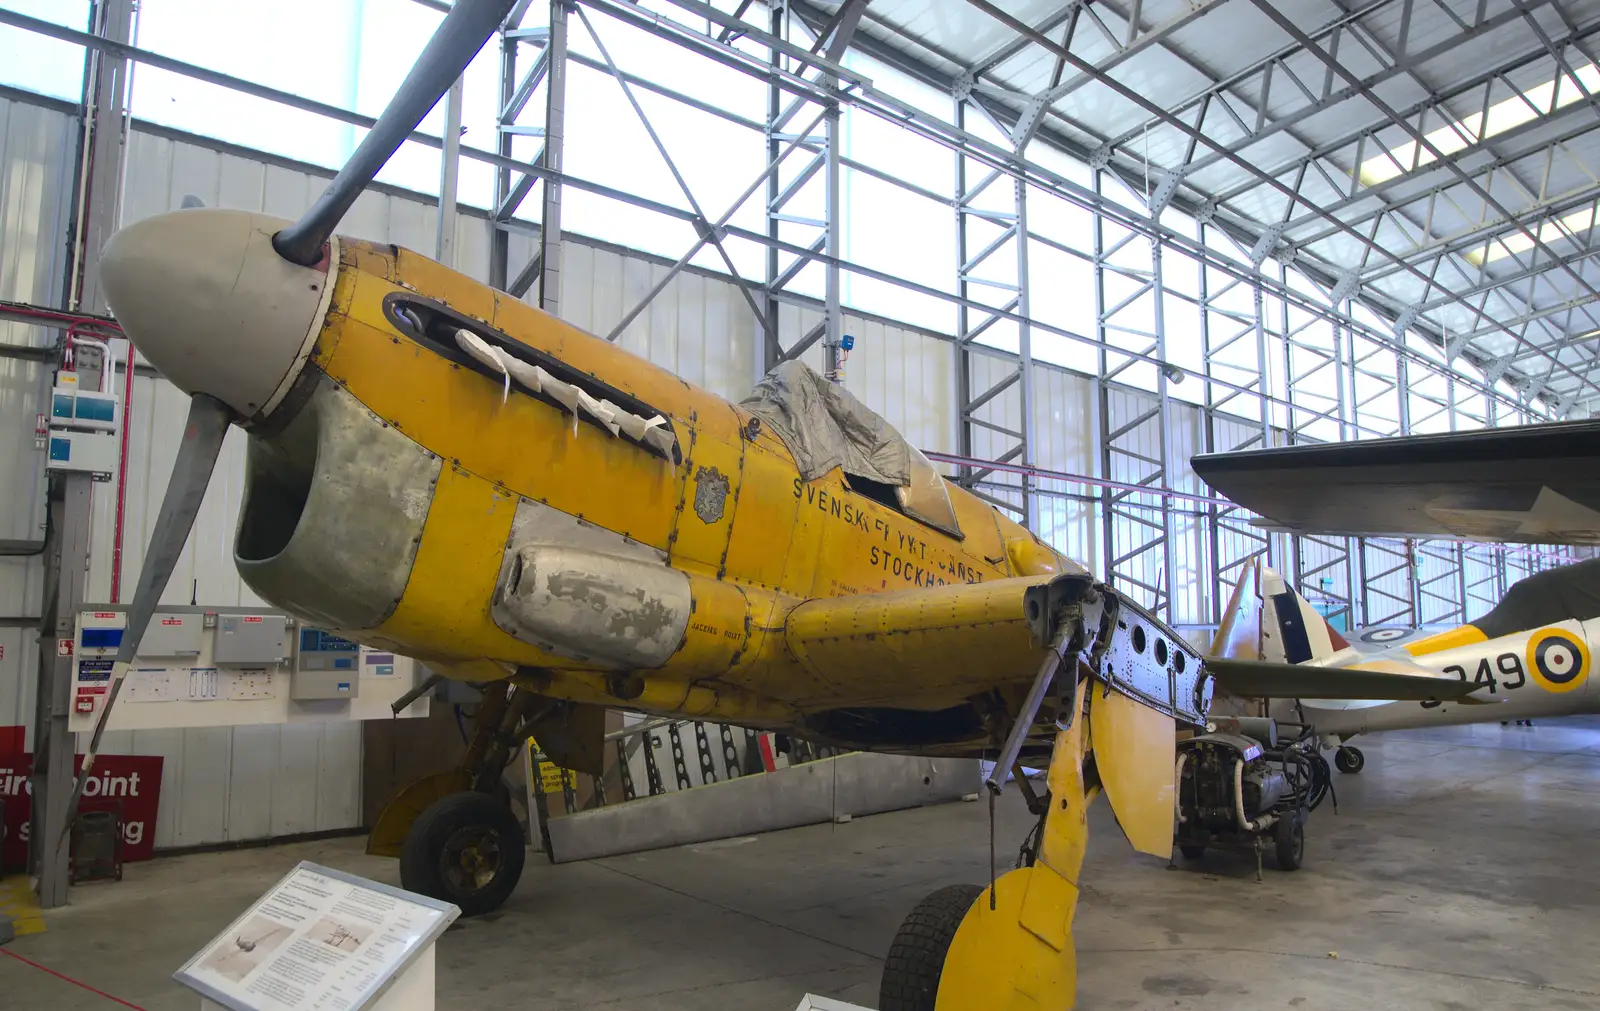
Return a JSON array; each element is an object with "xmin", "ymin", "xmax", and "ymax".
[
  {"xmin": 0, "ymin": 89, "xmax": 74, "ymax": 747},
  {"xmin": 0, "ymin": 89, "xmax": 1345, "ymax": 849}
]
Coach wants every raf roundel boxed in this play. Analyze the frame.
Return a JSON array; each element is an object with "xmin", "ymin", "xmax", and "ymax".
[
  {"xmin": 1360, "ymin": 628, "xmax": 1410, "ymax": 644},
  {"xmin": 1524, "ymin": 627, "xmax": 1591, "ymax": 694}
]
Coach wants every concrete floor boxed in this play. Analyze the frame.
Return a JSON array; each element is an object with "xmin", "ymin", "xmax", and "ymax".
[{"xmin": 4, "ymin": 717, "xmax": 1599, "ymax": 1010}]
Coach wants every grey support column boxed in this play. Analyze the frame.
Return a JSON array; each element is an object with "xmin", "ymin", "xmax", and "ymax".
[
  {"xmin": 32, "ymin": 0, "xmax": 136, "ymax": 910},
  {"xmin": 538, "ymin": 0, "xmax": 567, "ymax": 315},
  {"xmin": 31, "ymin": 476, "xmax": 93, "ymax": 908}
]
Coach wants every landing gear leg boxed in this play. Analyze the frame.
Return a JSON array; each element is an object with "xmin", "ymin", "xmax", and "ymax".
[
  {"xmin": 1334, "ymin": 745, "xmax": 1364, "ymax": 774},
  {"xmin": 392, "ymin": 683, "xmax": 547, "ymax": 915},
  {"xmin": 880, "ymin": 681, "xmax": 1095, "ymax": 1011}
]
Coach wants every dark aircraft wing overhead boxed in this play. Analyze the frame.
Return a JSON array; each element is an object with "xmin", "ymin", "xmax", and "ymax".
[{"xmin": 1190, "ymin": 420, "xmax": 1600, "ymax": 545}]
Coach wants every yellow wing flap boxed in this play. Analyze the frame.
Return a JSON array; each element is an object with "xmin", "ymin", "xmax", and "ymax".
[{"xmin": 784, "ymin": 575, "xmax": 1058, "ymax": 708}]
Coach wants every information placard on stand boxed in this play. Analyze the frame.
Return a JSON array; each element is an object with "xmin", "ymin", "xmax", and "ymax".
[{"xmin": 174, "ymin": 862, "xmax": 457, "ymax": 1011}]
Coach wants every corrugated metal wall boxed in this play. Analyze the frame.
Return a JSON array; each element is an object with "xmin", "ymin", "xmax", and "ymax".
[
  {"xmin": 1032, "ymin": 366, "xmax": 1100, "ymax": 572},
  {"xmin": 0, "ymin": 91, "xmax": 73, "ymax": 737}
]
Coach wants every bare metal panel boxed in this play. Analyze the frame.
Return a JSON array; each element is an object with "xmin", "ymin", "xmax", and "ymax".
[
  {"xmin": 492, "ymin": 526, "xmax": 690, "ymax": 669},
  {"xmin": 236, "ymin": 376, "xmax": 440, "ymax": 632}
]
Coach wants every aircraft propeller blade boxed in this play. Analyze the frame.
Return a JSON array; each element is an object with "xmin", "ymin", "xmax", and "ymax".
[
  {"xmin": 61, "ymin": 394, "xmax": 234, "ymax": 844},
  {"xmin": 272, "ymin": 0, "xmax": 518, "ymax": 265}
]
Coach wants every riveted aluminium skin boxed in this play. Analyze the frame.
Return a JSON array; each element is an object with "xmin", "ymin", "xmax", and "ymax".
[{"xmin": 298, "ymin": 237, "xmax": 1061, "ymax": 730}]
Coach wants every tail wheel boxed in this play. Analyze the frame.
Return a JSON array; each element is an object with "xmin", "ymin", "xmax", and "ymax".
[
  {"xmin": 1274, "ymin": 814, "xmax": 1305, "ymax": 871},
  {"xmin": 1334, "ymin": 746, "xmax": 1364, "ymax": 774},
  {"xmin": 399, "ymin": 792, "xmax": 526, "ymax": 916},
  {"xmin": 879, "ymin": 883, "xmax": 985, "ymax": 1011}
]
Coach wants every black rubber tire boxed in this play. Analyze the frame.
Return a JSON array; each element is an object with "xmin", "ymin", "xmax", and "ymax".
[
  {"xmin": 399, "ymin": 792, "xmax": 525, "ymax": 917},
  {"xmin": 880, "ymin": 883, "xmax": 985, "ymax": 1011},
  {"xmin": 1275, "ymin": 815, "xmax": 1305, "ymax": 871},
  {"xmin": 1179, "ymin": 844, "xmax": 1206, "ymax": 860},
  {"xmin": 1334, "ymin": 746, "xmax": 1365, "ymax": 774}
]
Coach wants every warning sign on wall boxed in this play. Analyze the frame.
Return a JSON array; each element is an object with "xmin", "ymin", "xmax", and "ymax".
[{"xmin": 0, "ymin": 753, "xmax": 163, "ymax": 869}]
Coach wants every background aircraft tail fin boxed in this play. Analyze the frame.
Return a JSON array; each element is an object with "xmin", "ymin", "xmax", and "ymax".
[
  {"xmin": 1259, "ymin": 565, "xmax": 1348, "ymax": 663},
  {"xmin": 1211, "ymin": 556, "xmax": 1263, "ymax": 660}
]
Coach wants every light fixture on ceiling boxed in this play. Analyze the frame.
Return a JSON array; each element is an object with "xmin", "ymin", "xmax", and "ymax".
[
  {"xmin": 1358, "ymin": 61, "xmax": 1600, "ymax": 187},
  {"xmin": 1464, "ymin": 202, "xmax": 1598, "ymax": 266}
]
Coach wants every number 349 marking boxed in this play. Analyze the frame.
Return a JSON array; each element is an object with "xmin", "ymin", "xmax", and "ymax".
[
  {"xmin": 1433, "ymin": 653, "xmax": 1526, "ymax": 701},
  {"xmin": 1421, "ymin": 654, "xmax": 1525, "ymax": 707}
]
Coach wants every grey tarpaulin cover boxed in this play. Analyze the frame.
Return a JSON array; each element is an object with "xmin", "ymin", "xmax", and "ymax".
[
  {"xmin": 741, "ymin": 361, "xmax": 962, "ymax": 537},
  {"xmin": 741, "ymin": 361, "xmax": 910, "ymax": 484},
  {"xmin": 1471, "ymin": 557, "xmax": 1600, "ymax": 638}
]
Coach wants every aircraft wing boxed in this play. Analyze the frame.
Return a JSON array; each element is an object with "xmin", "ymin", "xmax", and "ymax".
[
  {"xmin": 1206, "ymin": 658, "xmax": 1475, "ymax": 701},
  {"xmin": 784, "ymin": 574, "xmax": 1072, "ymax": 708},
  {"xmin": 784, "ymin": 575, "xmax": 1463, "ymax": 711},
  {"xmin": 1190, "ymin": 420, "xmax": 1600, "ymax": 545}
]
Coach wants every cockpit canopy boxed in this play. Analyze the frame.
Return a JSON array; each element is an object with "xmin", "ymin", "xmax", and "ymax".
[{"xmin": 740, "ymin": 361, "xmax": 962, "ymax": 539}]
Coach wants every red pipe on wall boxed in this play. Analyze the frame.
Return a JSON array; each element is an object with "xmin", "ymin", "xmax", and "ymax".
[{"xmin": 111, "ymin": 337, "xmax": 134, "ymax": 602}]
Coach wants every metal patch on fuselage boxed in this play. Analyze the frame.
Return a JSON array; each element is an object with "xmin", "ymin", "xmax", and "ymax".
[
  {"xmin": 490, "ymin": 498, "xmax": 688, "ymax": 669},
  {"xmin": 693, "ymin": 466, "xmax": 729, "ymax": 524}
]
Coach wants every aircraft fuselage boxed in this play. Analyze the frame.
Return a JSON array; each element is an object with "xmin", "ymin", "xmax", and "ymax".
[
  {"xmin": 1277, "ymin": 620, "xmax": 1599, "ymax": 737},
  {"xmin": 219, "ymin": 224, "xmax": 1071, "ymax": 752}
]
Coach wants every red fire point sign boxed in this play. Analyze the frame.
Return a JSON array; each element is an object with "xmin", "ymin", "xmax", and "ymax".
[{"xmin": 0, "ymin": 753, "xmax": 164, "ymax": 868}]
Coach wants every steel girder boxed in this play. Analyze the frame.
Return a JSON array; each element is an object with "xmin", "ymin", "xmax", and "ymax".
[
  {"xmin": 924, "ymin": 0, "xmax": 1600, "ymax": 407},
  {"xmin": 904, "ymin": 0, "xmax": 1600, "ymax": 406}
]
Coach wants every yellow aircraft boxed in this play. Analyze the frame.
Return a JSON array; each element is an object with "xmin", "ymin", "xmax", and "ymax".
[{"xmin": 72, "ymin": 3, "xmax": 1472, "ymax": 1007}]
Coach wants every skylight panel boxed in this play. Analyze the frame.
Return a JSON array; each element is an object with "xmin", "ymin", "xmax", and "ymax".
[{"xmin": 1358, "ymin": 62, "xmax": 1600, "ymax": 186}]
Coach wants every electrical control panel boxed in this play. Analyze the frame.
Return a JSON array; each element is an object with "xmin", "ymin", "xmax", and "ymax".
[
  {"xmin": 46, "ymin": 382, "xmax": 121, "ymax": 479},
  {"xmin": 292, "ymin": 629, "xmax": 363, "ymax": 700},
  {"xmin": 66, "ymin": 605, "xmax": 427, "ymax": 732},
  {"xmin": 137, "ymin": 610, "xmax": 204, "ymax": 658},
  {"xmin": 50, "ymin": 386, "xmax": 120, "ymax": 432},
  {"xmin": 46, "ymin": 429, "xmax": 120, "ymax": 478},
  {"xmin": 214, "ymin": 614, "xmax": 288, "ymax": 666},
  {"xmin": 76, "ymin": 611, "xmax": 127, "ymax": 657}
]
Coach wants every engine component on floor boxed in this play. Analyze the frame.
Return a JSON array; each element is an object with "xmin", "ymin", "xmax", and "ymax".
[{"xmin": 1174, "ymin": 719, "xmax": 1325, "ymax": 873}]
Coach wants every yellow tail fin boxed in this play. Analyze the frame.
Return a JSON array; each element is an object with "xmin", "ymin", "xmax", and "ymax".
[{"xmin": 1211, "ymin": 556, "xmax": 1263, "ymax": 660}]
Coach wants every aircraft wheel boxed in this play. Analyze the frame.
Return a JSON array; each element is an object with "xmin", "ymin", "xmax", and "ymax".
[
  {"xmin": 1179, "ymin": 844, "xmax": 1206, "ymax": 860},
  {"xmin": 1334, "ymin": 746, "xmax": 1365, "ymax": 774},
  {"xmin": 400, "ymin": 792, "xmax": 525, "ymax": 916},
  {"xmin": 1274, "ymin": 815, "xmax": 1305, "ymax": 871},
  {"xmin": 879, "ymin": 883, "xmax": 984, "ymax": 1011}
]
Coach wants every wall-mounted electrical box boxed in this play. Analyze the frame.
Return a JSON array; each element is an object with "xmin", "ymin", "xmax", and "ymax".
[
  {"xmin": 137, "ymin": 611, "xmax": 204, "ymax": 658},
  {"xmin": 66, "ymin": 605, "xmax": 428, "ymax": 732},
  {"xmin": 50, "ymin": 386, "xmax": 120, "ymax": 432},
  {"xmin": 46, "ymin": 383, "xmax": 121, "ymax": 480},
  {"xmin": 46, "ymin": 430, "xmax": 119, "ymax": 478},
  {"xmin": 292, "ymin": 629, "xmax": 362, "ymax": 700},
  {"xmin": 214, "ymin": 614, "xmax": 287, "ymax": 666},
  {"xmin": 77, "ymin": 611, "xmax": 127, "ymax": 657}
]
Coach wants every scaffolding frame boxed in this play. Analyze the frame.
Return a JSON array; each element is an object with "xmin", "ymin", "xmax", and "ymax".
[{"xmin": 7, "ymin": 0, "xmax": 1586, "ymax": 644}]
